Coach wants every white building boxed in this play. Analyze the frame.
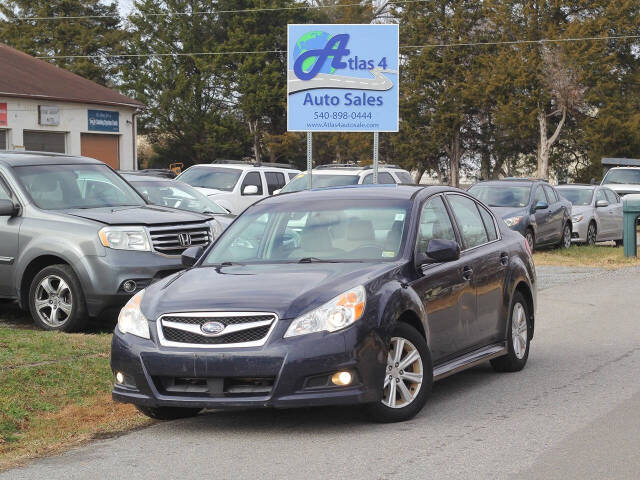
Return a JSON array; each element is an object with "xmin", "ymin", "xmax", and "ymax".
[{"xmin": 0, "ymin": 43, "xmax": 143, "ymax": 170}]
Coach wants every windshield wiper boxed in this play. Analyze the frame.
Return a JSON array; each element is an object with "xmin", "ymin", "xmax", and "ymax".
[{"xmin": 298, "ymin": 257, "xmax": 343, "ymax": 263}]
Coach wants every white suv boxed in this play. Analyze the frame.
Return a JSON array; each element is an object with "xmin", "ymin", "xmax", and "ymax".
[
  {"xmin": 601, "ymin": 167, "xmax": 640, "ymax": 197},
  {"xmin": 279, "ymin": 164, "xmax": 414, "ymax": 194},
  {"xmin": 177, "ymin": 162, "xmax": 300, "ymax": 214}
]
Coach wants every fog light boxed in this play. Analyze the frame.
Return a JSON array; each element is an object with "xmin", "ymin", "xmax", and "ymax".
[
  {"xmin": 122, "ymin": 280, "xmax": 137, "ymax": 293},
  {"xmin": 331, "ymin": 371, "xmax": 352, "ymax": 386},
  {"xmin": 115, "ymin": 371, "xmax": 125, "ymax": 384}
]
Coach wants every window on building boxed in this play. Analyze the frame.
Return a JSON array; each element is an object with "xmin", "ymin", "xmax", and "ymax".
[{"xmin": 23, "ymin": 131, "xmax": 65, "ymax": 153}]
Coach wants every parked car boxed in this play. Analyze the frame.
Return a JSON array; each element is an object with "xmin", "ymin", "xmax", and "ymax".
[
  {"xmin": 555, "ymin": 185, "xmax": 623, "ymax": 245},
  {"xmin": 468, "ymin": 179, "xmax": 572, "ymax": 250},
  {"xmin": 278, "ymin": 164, "xmax": 414, "ymax": 194},
  {"xmin": 111, "ymin": 184, "xmax": 536, "ymax": 423},
  {"xmin": 121, "ymin": 174, "xmax": 235, "ymax": 232},
  {"xmin": 0, "ymin": 151, "xmax": 218, "ymax": 331},
  {"xmin": 176, "ymin": 161, "xmax": 300, "ymax": 215},
  {"xmin": 601, "ymin": 167, "xmax": 640, "ymax": 197},
  {"xmin": 119, "ymin": 169, "xmax": 177, "ymax": 179}
]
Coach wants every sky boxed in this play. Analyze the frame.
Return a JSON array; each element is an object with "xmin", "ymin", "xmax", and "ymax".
[{"xmin": 115, "ymin": 0, "xmax": 134, "ymax": 16}]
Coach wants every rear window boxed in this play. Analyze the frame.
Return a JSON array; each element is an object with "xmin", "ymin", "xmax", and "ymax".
[{"xmin": 280, "ymin": 173, "xmax": 359, "ymax": 193}]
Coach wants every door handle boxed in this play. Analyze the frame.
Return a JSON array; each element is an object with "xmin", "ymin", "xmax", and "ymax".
[
  {"xmin": 500, "ymin": 252, "xmax": 509, "ymax": 266},
  {"xmin": 462, "ymin": 266, "xmax": 473, "ymax": 281}
]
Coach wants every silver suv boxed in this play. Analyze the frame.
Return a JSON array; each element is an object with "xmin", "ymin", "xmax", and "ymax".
[{"xmin": 0, "ymin": 152, "xmax": 216, "ymax": 331}]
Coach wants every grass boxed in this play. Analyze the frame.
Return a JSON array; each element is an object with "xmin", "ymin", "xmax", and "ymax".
[
  {"xmin": 534, "ymin": 244, "xmax": 640, "ymax": 268},
  {"xmin": 0, "ymin": 326, "xmax": 150, "ymax": 471}
]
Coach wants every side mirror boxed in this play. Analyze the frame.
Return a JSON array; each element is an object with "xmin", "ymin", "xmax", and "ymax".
[
  {"xmin": 181, "ymin": 245, "xmax": 205, "ymax": 268},
  {"xmin": 242, "ymin": 185, "xmax": 259, "ymax": 195},
  {"xmin": 534, "ymin": 200, "xmax": 549, "ymax": 211},
  {"xmin": 273, "ymin": 189, "xmax": 281, "ymax": 195},
  {"xmin": 0, "ymin": 199, "xmax": 18, "ymax": 217},
  {"xmin": 595, "ymin": 199, "xmax": 609, "ymax": 208},
  {"xmin": 417, "ymin": 239, "xmax": 460, "ymax": 267}
]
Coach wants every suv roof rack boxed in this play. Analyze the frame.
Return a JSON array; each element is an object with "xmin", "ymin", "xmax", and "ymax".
[
  {"xmin": 315, "ymin": 163, "xmax": 361, "ymax": 169},
  {"xmin": 212, "ymin": 159, "xmax": 297, "ymax": 169},
  {"xmin": 501, "ymin": 177, "xmax": 549, "ymax": 182}
]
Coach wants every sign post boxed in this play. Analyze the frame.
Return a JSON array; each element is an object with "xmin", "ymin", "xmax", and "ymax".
[
  {"xmin": 373, "ymin": 131, "xmax": 379, "ymax": 183},
  {"xmin": 287, "ymin": 24, "xmax": 399, "ymax": 187},
  {"xmin": 307, "ymin": 131, "xmax": 313, "ymax": 189}
]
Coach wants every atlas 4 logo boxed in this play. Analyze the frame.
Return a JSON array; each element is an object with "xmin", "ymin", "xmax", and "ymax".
[{"xmin": 293, "ymin": 32, "xmax": 388, "ymax": 81}]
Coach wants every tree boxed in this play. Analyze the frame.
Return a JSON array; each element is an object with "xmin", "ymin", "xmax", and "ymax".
[
  {"xmin": 0, "ymin": 0, "xmax": 126, "ymax": 86},
  {"xmin": 122, "ymin": 0, "xmax": 252, "ymax": 167}
]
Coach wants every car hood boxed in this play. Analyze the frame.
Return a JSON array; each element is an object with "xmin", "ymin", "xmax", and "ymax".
[
  {"xmin": 62, "ymin": 205, "xmax": 209, "ymax": 226},
  {"xmin": 212, "ymin": 214, "xmax": 235, "ymax": 229},
  {"xmin": 489, "ymin": 206, "xmax": 529, "ymax": 219},
  {"xmin": 571, "ymin": 205, "xmax": 593, "ymax": 216},
  {"xmin": 195, "ymin": 187, "xmax": 228, "ymax": 197},
  {"xmin": 604, "ymin": 184, "xmax": 640, "ymax": 192},
  {"xmin": 142, "ymin": 261, "xmax": 401, "ymax": 321}
]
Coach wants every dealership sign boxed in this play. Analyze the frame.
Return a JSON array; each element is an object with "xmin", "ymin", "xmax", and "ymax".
[
  {"xmin": 287, "ymin": 24, "xmax": 399, "ymax": 132},
  {"xmin": 88, "ymin": 109, "xmax": 119, "ymax": 132},
  {"xmin": 0, "ymin": 103, "xmax": 7, "ymax": 127},
  {"xmin": 39, "ymin": 105, "xmax": 60, "ymax": 126}
]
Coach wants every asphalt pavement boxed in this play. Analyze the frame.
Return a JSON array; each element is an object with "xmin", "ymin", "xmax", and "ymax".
[{"xmin": 3, "ymin": 265, "xmax": 640, "ymax": 480}]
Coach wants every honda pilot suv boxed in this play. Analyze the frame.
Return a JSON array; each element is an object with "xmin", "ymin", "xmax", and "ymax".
[{"xmin": 0, "ymin": 152, "xmax": 216, "ymax": 331}]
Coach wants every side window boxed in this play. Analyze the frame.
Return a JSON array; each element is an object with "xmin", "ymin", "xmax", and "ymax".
[
  {"xmin": 394, "ymin": 171, "xmax": 414, "ymax": 184},
  {"xmin": 362, "ymin": 172, "xmax": 395, "ymax": 184},
  {"xmin": 0, "ymin": 179, "xmax": 10, "ymax": 201},
  {"xmin": 447, "ymin": 195, "xmax": 489, "ymax": 249},
  {"xmin": 478, "ymin": 205, "xmax": 498, "ymax": 241},
  {"xmin": 596, "ymin": 189, "xmax": 607, "ymax": 203},
  {"xmin": 604, "ymin": 189, "xmax": 619, "ymax": 204},
  {"xmin": 533, "ymin": 186, "xmax": 548, "ymax": 206},
  {"xmin": 241, "ymin": 171, "xmax": 263, "ymax": 196},
  {"xmin": 417, "ymin": 196, "xmax": 457, "ymax": 252},
  {"xmin": 264, "ymin": 171, "xmax": 286, "ymax": 195},
  {"xmin": 543, "ymin": 185, "xmax": 558, "ymax": 203}
]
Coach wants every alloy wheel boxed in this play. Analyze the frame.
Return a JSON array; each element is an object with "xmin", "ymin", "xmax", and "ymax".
[
  {"xmin": 563, "ymin": 225, "xmax": 571, "ymax": 248},
  {"xmin": 587, "ymin": 223, "xmax": 596, "ymax": 246},
  {"xmin": 511, "ymin": 302, "xmax": 528, "ymax": 360},
  {"xmin": 382, "ymin": 337, "xmax": 424, "ymax": 409},
  {"xmin": 34, "ymin": 275, "xmax": 73, "ymax": 327}
]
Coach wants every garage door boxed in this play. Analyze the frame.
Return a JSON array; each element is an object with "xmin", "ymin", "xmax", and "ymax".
[
  {"xmin": 23, "ymin": 130, "xmax": 65, "ymax": 153},
  {"xmin": 81, "ymin": 133, "xmax": 119, "ymax": 169}
]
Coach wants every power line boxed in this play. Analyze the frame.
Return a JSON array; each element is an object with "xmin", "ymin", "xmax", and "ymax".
[
  {"xmin": 34, "ymin": 34, "xmax": 640, "ymax": 60},
  {"xmin": 10, "ymin": 0, "xmax": 419, "ymax": 22}
]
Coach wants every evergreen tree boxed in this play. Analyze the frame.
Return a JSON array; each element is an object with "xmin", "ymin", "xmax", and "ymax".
[{"xmin": 0, "ymin": 0, "xmax": 126, "ymax": 86}]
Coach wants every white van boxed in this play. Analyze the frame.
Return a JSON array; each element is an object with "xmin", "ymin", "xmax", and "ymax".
[{"xmin": 177, "ymin": 162, "xmax": 300, "ymax": 214}]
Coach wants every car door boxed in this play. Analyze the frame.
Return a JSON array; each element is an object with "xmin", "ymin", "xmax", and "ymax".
[
  {"xmin": 604, "ymin": 189, "xmax": 623, "ymax": 240},
  {"xmin": 0, "ymin": 175, "xmax": 21, "ymax": 297},
  {"xmin": 543, "ymin": 184, "xmax": 564, "ymax": 244},
  {"xmin": 532, "ymin": 185, "xmax": 551, "ymax": 245},
  {"xmin": 410, "ymin": 195, "xmax": 472, "ymax": 363},
  {"xmin": 264, "ymin": 171, "xmax": 286, "ymax": 196},
  {"xmin": 446, "ymin": 194, "xmax": 506, "ymax": 349},
  {"xmin": 237, "ymin": 171, "xmax": 264, "ymax": 213}
]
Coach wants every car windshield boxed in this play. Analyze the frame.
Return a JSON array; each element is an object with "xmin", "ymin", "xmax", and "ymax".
[
  {"xmin": 280, "ymin": 173, "xmax": 360, "ymax": 193},
  {"xmin": 14, "ymin": 164, "xmax": 145, "ymax": 210},
  {"xmin": 129, "ymin": 179, "xmax": 228, "ymax": 214},
  {"xmin": 556, "ymin": 188, "xmax": 594, "ymax": 206},
  {"xmin": 177, "ymin": 166, "xmax": 242, "ymax": 191},
  {"xmin": 468, "ymin": 184, "xmax": 532, "ymax": 208},
  {"xmin": 602, "ymin": 169, "xmax": 640, "ymax": 185},
  {"xmin": 204, "ymin": 199, "xmax": 409, "ymax": 264}
]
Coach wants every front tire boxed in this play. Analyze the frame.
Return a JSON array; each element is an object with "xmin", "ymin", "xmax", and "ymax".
[
  {"xmin": 365, "ymin": 322, "xmax": 432, "ymax": 423},
  {"xmin": 491, "ymin": 292, "xmax": 531, "ymax": 372},
  {"xmin": 28, "ymin": 264, "xmax": 87, "ymax": 332},
  {"xmin": 525, "ymin": 228, "xmax": 535, "ymax": 251},
  {"xmin": 136, "ymin": 405, "xmax": 202, "ymax": 420},
  {"xmin": 586, "ymin": 221, "xmax": 597, "ymax": 246},
  {"xmin": 558, "ymin": 222, "xmax": 572, "ymax": 249}
]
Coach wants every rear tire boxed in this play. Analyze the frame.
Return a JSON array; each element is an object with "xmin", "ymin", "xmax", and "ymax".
[
  {"xmin": 491, "ymin": 292, "xmax": 531, "ymax": 373},
  {"xmin": 615, "ymin": 239, "xmax": 623, "ymax": 247},
  {"xmin": 365, "ymin": 322, "xmax": 432, "ymax": 423},
  {"xmin": 136, "ymin": 405, "xmax": 202, "ymax": 420},
  {"xmin": 28, "ymin": 264, "xmax": 87, "ymax": 332}
]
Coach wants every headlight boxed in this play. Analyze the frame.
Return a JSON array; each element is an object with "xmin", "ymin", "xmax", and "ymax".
[
  {"xmin": 117, "ymin": 290, "xmax": 150, "ymax": 339},
  {"xmin": 209, "ymin": 219, "xmax": 222, "ymax": 239},
  {"xmin": 99, "ymin": 226, "xmax": 151, "ymax": 251},
  {"xmin": 284, "ymin": 286, "xmax": 366, "ymax": 338},
  {"xmin": 572, "ymin": 214, "xmax": 584, "ymax": 223},
  {"xmin": 504, "ymin": 216, "xmax": 523, "ymax": 227}
]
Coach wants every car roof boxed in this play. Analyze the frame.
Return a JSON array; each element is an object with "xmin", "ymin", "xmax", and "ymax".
[
  {"xmin": 471, "ymin": 179, "xmax": 538, "ymax": 188},
  {"xmin": 185, "ymin": 163, "xmax": 299, "ymax": 171},
  {"xmin": 607, "ymin": 166, "xmax": 640, "ymax": 170},
  {"xmin": 266, "ymin": 184, "xmax": 459, "ymax": 203},
  {"xmin": 121, "ymin": 174, "xmax": 171, "ymax": 182},
  {"xmin": 0, "ymin": 151, "xmax": 103, "ymax": 167},
  {"xmin": 556, "ymin": 184, "xmax": 596, "ymax": 189}
]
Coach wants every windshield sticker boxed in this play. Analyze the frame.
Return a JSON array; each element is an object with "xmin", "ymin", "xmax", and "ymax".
[
  {"xmin": 382, "ymin": 251, "xmax": 395, "ymax": 258},
  {"xmin": 394, "ymin": 213, "xmax": 405, "ymax": 221}
]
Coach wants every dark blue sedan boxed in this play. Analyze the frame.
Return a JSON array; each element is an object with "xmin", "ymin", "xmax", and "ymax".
[{"xmin": 111, "ymin": 185, "xmax": 536, "ymax": 423}]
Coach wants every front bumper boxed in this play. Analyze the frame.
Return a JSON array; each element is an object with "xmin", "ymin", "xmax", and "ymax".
[
  {"xmin": 82, "ymin": 250, "xmax": 183, "ymax": 317},
  {"xmin": 570, "ymin": 218, "xmax": 591, "ymax": 243},
  {"xmin": 111, "ymin": 319, "xmax": 386, "ymax": 409}
]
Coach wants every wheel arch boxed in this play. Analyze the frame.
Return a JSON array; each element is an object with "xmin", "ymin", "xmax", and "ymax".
[{"xmin": 18, "ymin": 255, "xmax": 80, "ymax": 310}]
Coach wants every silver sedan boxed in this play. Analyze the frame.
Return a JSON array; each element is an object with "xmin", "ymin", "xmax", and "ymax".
[{"xmin": 556, "ymin": 185, "xmax": 623, "ymax": 245}]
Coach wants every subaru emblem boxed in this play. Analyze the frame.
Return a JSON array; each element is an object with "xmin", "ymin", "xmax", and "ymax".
[{"xmin": 200, "ymin": 321, "xmax": 225, "ymax": 336}]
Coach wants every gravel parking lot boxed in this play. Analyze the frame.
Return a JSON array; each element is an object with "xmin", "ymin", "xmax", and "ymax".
[{"xmin": 2, "ymin": 262, "xmax": 640, "ymax": 479}]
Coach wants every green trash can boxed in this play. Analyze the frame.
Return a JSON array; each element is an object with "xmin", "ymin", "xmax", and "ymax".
[{"xmin": 622, "ymin": 194, "xmax": 640, "ymax": 257}]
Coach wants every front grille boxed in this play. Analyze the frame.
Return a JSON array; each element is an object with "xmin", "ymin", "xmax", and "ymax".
[
  {"xmin": 158, "ymin": 312, "xmax": 277, "ymax": 347},
  {"xmin": 148, "ymin": 223, "xmax": 211, "ymax": 256}
]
